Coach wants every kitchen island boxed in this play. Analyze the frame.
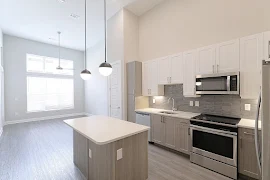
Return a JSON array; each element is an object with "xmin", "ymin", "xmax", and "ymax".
[{"xmin": 64, "ymin": 116, "xmax": 149, "ymax": 180}]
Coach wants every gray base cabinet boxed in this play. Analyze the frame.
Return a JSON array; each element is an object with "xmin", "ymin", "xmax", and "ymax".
[
  {"xmin": 152, "ymin": 114, "xmax": 164, "ymax": 144},
  {"xmin": 164, "ymin": 116, "xmax": 176, "ymax": 149},
  {"xmin": 175, "ymin": 119, "xmax": 190, "ymax": 154},
  {"xmin": 151, "ymin": 114, "xmax": 190, "ymax": 155},
  {"xmin": 238, "ymin": 127, "xmax": 261, "ymax": 179}
]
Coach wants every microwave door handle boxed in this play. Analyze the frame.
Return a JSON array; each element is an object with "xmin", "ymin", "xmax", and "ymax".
[{"xmin": 227, "ymin": 76, "xmax": 230, "ymax": 91}]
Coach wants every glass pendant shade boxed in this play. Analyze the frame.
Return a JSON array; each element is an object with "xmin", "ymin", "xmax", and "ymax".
[
  {"xmin": 80, "ymin": 69, "xmax": 91, "ymax": 80},
  {"xmin": 99, "ymin": 62, "xmax": 112, "ymax": 76}
]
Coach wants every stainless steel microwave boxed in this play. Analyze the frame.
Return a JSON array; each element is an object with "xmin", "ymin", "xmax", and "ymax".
[{"xmin": 195, "ymin": 72, "xmax": 239, "ymax": 95}]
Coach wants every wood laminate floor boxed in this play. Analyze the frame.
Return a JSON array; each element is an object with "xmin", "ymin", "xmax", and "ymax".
[{"xmin": 0, "ymin": 118, "xmax": 233, "ymax": 180}]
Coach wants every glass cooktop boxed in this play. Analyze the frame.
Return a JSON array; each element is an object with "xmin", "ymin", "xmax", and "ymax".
[{"xmin": 191, "ymin": 114, "xmax": 241, "ymax": 126}]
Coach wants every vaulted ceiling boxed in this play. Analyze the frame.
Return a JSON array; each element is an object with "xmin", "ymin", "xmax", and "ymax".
[{"xmin": 0, "ymin": 0, "xmax": 164, "ymax": 50}]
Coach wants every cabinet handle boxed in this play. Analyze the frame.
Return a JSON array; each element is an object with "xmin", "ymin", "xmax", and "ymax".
[
  {"xmin": 170, "ymin": 77, "xmax": 172, "ymax": 83},
  {"xmin": 244, "ymin": 132, "xmax": 255, "ymax": 136},
  {"xmin": 212, "ymin": 65, "xmax": 215, "ymax": 73},
  {"xmin": 188, "ymin": 127, "xmax": 190, "ymax": 135},
  {"xmin": 268, "ymin": 41, "xmax": 270, "ymax": 58}
]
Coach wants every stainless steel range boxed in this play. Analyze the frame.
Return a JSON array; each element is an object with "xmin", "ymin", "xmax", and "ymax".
[{"xmin": 190, "ymin": 114, "xmax": 241, "ymax": 179}]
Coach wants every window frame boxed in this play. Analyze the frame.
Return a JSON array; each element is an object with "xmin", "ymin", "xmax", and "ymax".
[{"xmin": 26, "ymin": 54, "xmax": 75, "ymax": 113}]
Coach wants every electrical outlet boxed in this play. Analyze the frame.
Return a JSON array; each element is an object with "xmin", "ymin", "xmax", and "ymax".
[
  {"xmin": 245, "ymin": 104, "xmax": 251, "ymax": 111},
  {"xmin": 117, "ymin": 148, "xmax": 123, "ymax": 160},
  {"xmin": 153, "ymin": 98, "xmax": 156, "ymax": 104},
  {"xmin": 195, "ymin": 101, "xmax": 199, "ymax": 107},
  {"xmin": 89, "ymin": 149, "xmax": 92, "ymax": 158},
  {"xmin": 189, "ymin": 101, "xmax": 194, "ymax": 106}
]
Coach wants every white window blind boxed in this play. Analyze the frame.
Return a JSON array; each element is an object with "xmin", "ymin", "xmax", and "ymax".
[{"xmin": 26, "ymin": 54, "xmax": 74, "ymax": 112}]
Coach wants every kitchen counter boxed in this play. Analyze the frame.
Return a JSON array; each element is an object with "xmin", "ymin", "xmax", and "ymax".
[
  {"xmin": 64, "ymin": 115, "xmax": 149, "ymax": 145},
  {"xmin": 64, "ymin": 116, "xmax": 149, "ymax": 180},
  {"xmin": 238, "ymin": 118, "xmax": 261, "ymax": 130},
  {"xmin": 135, "ymin": 108, "xmax": 200, "ymax": 120}
]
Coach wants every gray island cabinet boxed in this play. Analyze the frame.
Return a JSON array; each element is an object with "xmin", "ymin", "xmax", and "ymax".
[{"xmin": 64, "ymin": 116, "xmax": 149, "ymax": 180}]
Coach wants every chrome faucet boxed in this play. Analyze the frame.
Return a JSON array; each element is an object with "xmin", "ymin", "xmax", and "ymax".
[{"xmin": 168, "ymin": 97, "xmax": 177, "ymax": 111}]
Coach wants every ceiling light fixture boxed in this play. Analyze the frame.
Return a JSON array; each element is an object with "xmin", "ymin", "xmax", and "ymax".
[
  {"xmin": 99, "ymin": 0, "xmax": 112, "ymax": 77},
  {"xmin": 58, "ymin": 0, "xmax": 66, "ymax": 3},
  {"xmin": 80, "ymin": 0, "xmax": 91, "ymax": 80}
]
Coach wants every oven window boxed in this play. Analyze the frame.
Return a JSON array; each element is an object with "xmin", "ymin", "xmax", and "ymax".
[
  {"xmin": 196, "ymin": 76, "xmax": 227, "ymax": 91},
  {"xmin": 193, "ymin": 130, "xmax": 233, "ymax": 159}
]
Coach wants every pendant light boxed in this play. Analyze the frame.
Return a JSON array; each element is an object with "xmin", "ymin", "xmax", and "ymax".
[
  {"xmin": 80, "ymin": 0, "xmax": 91, "ymax": 80},
  {"xmin": 99, "ymin": 0, "xmax": 112, "ymax": 77},
  {"xmin": 56, "ymin": 32, "xmax": 74, "ymax": 71},
  {"xmin": 56, "ymin": 31, "xmax": 63, "ymax": 70}
]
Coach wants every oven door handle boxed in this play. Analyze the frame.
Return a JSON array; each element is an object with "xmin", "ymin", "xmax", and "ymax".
[{"xmin": 190, "ymin": 125, "xmax": 237, "ymax": 136}]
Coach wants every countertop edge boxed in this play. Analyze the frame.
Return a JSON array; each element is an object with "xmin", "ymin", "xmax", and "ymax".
[
  {"xmin": 64, "ymin": 120, "xmax": 150, "ymax": 145},
  {"xmin": 135, "ymin": 109, "xmax": 199, "ymax": 120}
]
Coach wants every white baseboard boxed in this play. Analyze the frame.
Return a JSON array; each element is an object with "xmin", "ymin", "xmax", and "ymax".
[
  {"xmin": 4, "ymin": 112, "xmax": 87, "ymax": 125},
  {"xmin": 0, "ymin": 127, "xmax": 3, "ymax": 137}
]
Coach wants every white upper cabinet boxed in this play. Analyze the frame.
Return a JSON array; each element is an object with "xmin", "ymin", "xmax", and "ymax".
[
  {"xmin": 158, "ymin": 54, "xmax": 184, "ymax": 85},
  {"xmin": 240, "ymin": 33, "xmax": 263, "ymax": 99},
  {"xmin": 183, "ymin": 50, "xmax": 197, "ymax": 97},
  {"xmin": 171, "ymin": 53, "xmax": 184, "ymax": 84},
  {"xmin": 216, "ymin": 39, "xmax": 240, "ymax": 73},
  {"xmin": 158, "ymin": 56, "xmax": 171, "ymax": 84},
  {"xmin": 263, "ymin": 31, "xmax": 270, "ymax": 62},
  {"xmin": 142, "ymin": 60, "xmax": 164, "ymax": 96},
  {"xmin": 196, "ymin": 45, "xmax": 216, "ymax": 75},
  {"xmin": 142, "ymin": 61, "xmax": 150, "ymax": 96}
]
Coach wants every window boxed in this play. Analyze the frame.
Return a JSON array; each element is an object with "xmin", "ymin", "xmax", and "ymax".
[{"xmin": 26, "ymin": 54, "xmax": 74, "ymax": 112}]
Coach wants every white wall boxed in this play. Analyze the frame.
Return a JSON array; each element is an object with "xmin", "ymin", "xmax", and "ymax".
[
  {"xmin": 84, "ymin": 41, "xmax": 108, "ymax": 116},
  {"xmin": 3, "ymin": 35, "xmax": 85, "ymax": 123},
  {"xmin": 139, "ymin": 0, "xmax": 270, "ymax": 61},
  {"xmin": 85, "ymin": 9, "xmax": 136, "ymax": 119},
  {"xmin": 123, "ymin": 9, "xmax": 139, "ymax": 63},
  {"xmin": 0, "ymin": 28, "xmax": 3, "ymax": 135}
]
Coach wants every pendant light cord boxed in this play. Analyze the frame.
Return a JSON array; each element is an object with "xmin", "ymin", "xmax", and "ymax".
[
  {"xmin": 84, "ymin": 0, "xmax": 87, "ymax": 69},
  {"xmin": 58, "ymin": 31, "xmax": 61, "ymax": 67},
  {"xmin": 104, "ymin": 0, "xmax": 107, "ymax": 63}
]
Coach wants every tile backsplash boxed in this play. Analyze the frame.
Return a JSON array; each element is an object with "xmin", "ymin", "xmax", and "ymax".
[{"xmin": 149, "ymin": 84, "xmax": 258, "ymax": 119}]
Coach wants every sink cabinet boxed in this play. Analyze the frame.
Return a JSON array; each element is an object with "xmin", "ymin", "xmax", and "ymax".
[{"xmin": 151, "ymin": 114, "xmax": 190, "ymax": 155}]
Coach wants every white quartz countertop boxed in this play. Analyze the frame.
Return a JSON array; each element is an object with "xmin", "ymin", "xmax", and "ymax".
[
  {"xmin": 135, "ymin": 108, "xmax": 200, "ymax": 120},
  {"xmin": 64, "ymin": 116, "xmax": 150, "ymax": 145},
  {"xmin": 238, "ymin": 118, "xmax": 261, "ymax": 130}
]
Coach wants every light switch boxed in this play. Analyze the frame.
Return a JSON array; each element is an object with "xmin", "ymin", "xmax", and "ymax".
[
  {"xmin": 245, "ymin": 104, "xmax": 251, "ymax": 111},
  {"xmin": 117, "ymin": 148, "xmax": 123, "ymax": 160},
  {"xmin": 190, "ymin": 101, "xmax": 194, "ymax": 107},
  {"xmin": 153, "ymin": 98, "xmax": 156, "ymax": 104},
  {"xmin": 195, "ymin": 101, "xmax": 199, "ymax": 107},
  {"xmin": 89, "ymin": 149, "xmax": 92, "ymax": 158}
]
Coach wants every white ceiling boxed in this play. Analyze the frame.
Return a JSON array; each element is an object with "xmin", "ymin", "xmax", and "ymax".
[
  {"xmin": 126, "ymin": 0, "xmax": 164, "ymax": 16},
  {"xmin": 0, "ymin": 0, "xmax": 164, "ymax": 51}
]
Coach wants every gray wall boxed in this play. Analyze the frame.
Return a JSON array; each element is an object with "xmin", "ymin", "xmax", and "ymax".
[
  {"xmin": 3, "ymin": 35, "xmax": 85, "ymax": 122},
  {"xmin": 149, "ymin": 84, "xmax": 257, "ymax": 119}
]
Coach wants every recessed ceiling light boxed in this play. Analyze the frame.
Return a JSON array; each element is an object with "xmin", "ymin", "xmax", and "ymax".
[
  {"xmin": 70, "ymin": 13, "xmax": 80, "ymax": 19},
  {"xmin": 58, "ymin": 0, "xmax": 66, "ymax": 3}
]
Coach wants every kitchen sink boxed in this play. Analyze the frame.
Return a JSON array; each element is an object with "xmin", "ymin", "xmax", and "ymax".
[{"xmin": 159, "ymin": 111, "xmax": 177, "ymax": 115}]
